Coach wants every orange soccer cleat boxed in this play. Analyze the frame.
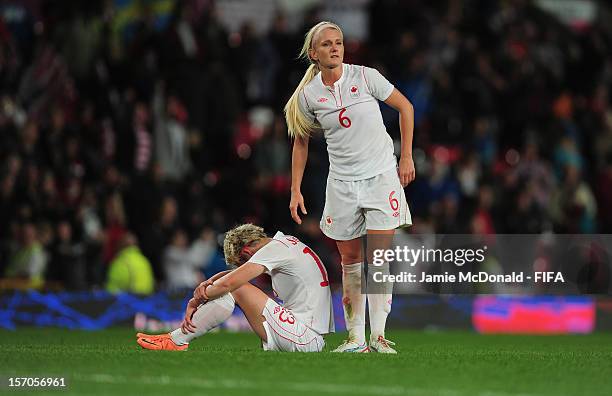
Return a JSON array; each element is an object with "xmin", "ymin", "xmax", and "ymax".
[
  {"xmin": 137, "ymin": 334, "xmax": 188, "ymax": 351},
  {"xmin": 136, "ymin": 332, "xmax": 172, "ymax": 340}
]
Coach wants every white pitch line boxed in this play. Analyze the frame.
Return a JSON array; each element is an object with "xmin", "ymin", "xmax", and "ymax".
[{"xmin": 73, "ymin": 373, "xmax": 545, "ymax": 396}]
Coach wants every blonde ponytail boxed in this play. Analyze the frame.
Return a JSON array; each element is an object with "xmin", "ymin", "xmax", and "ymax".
[
  {"xmin": 284, "ymin": 21, "xmax": 343, "ymax": 139},
  {"xmin": 284, "ymin": 64, "xmax": 319, "ymax": 139}
]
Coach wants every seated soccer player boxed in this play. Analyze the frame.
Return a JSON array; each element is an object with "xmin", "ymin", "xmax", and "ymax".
[{"xmin": 137, "ymin": 224, "xmax": 335, "ymax": 352}]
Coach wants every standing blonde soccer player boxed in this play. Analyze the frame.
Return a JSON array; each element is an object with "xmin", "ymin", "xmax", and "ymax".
[{"xmin": 285, "ymin": 21, "xmax": 415, "ymax": 353}]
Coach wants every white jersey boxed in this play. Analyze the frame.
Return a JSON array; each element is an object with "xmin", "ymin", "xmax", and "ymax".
[
  {"xmin": 248, "ymin": 231, "xmax": 335, "ymax": 335},
  {"xmin": 299, "ymin": 63, "xmax": 397, "ymax": 181}
]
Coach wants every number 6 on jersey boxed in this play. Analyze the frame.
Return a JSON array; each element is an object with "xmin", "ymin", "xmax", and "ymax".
[{"xmin": 339, "ymin": 108, "xmax": 352, "ymax": 128}]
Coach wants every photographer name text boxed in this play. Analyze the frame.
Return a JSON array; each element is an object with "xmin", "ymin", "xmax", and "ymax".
[{"xmin": 373, "ymin": 271, "xmax": 565, "ymax": 284}]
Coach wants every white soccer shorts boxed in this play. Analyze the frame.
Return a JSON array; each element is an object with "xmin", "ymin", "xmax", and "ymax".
[
  {"xmin": 319, "ymin": 167, "xmax": 412, "ymax": 241},
  {"xmin": 261, "ymin": 299, "xmax": 324, "ymax": 352}
]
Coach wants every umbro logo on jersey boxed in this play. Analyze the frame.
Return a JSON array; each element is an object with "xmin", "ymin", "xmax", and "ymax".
[
  {"xmin": 350, "ymin": 85, "xmax": 360, "ymax": 98},
  {"xmin": 317, "ymin": 97, "xmax": 328, "ymax": 103}
]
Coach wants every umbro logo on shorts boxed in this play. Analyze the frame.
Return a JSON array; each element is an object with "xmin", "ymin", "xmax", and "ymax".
[{"xmin": 324, "ymin": 216, "xmax": 333, "ymax": 230}]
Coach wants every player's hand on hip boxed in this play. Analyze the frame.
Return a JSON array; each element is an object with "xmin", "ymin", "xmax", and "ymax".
[
  {"xmin": 399, "ymin": 156, "xmax": 416, "ymax": 187},
  {"xmin": 289, "ymin": 190, "xmax": 307, "ymax": 225},
  {"xmin": 181, "ymin": 298, "xmax": 199, "ymax": 334}
]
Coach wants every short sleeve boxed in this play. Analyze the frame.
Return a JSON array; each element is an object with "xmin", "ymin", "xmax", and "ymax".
[
  {"xmin": 362, "ymin": 66, "xmax": 394, "ymax": 101},
  {"xmin": 297, "ymin": 89, "xmax": 316, "ymax": 123},
  {"xmin": 249, "ymin": 240, "xmax": 291, "ymax": 272}
]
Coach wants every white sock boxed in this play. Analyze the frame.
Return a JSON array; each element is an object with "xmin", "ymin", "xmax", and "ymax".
[
  {"xmin": 367, "ymin": 263, "xmax": 392, "ymax": 340},
  {"xmin": 170, "ymin": 293, "xmax": 235, "ymax": 345},
  {"xmin": 341, "ymin": 262, "xmax": 366, "ymax": 344}
]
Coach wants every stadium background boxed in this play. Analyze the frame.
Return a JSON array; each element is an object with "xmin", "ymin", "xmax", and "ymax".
[{"xmin": 1, "ymin": 0, "xmax": 612, "ymax": 335}]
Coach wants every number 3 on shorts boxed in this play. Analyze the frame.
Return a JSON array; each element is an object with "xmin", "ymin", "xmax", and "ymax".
[
  {"xmin": 339, "ymin": 108, "xmax": 351, "ymax": 128},
  {"xmin": 278, "ymin": 308, "xmax": 295, "ymax": 324}
]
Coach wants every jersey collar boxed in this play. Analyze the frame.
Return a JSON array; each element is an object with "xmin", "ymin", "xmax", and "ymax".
[{"xmin": 318, "ymin": 63, "xmax": 346, "ymax": 89}]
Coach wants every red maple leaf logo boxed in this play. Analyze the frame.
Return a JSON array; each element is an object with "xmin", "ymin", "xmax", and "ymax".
[{"xmin": 351, "ymin": 86, "xmax": 357, "ymax": 93}]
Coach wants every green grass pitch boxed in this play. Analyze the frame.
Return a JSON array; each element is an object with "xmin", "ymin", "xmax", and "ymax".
[{"xmin": 1, "ymin": 328, "xmax": 611, "ymax": 396}]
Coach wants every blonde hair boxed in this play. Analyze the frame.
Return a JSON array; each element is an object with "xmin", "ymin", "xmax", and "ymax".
[
  {"xmin": 223, "ymin": 224, "xmax": 268, "ymax": 266},
  {"xmin": 284, "ymin": 21, "xmax": 343, "ymax": 139}
]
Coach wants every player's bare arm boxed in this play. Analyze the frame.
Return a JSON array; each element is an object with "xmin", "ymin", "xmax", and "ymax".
[
  {"xmin": 290, "ymin": 136, "xmax": 309, "ymax": 224},
  {"xmin": 193, "ymin": 270, "xmax": 231, "ymax": 293},
  {"xmin": 384, "ymin": 89, "xmax": 416, "ymax": 187},
  {"xmin": 192, "ymin": 269, "xmax": 232, "ymax": 301},
  {"xmin": 197, "ymin": 262, "xmax": 265, "ymax": 302}
]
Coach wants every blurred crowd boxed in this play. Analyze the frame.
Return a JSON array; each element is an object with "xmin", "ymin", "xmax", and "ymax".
[{"xmin": 1, "ymin": 0, "xmax": 611, "ymax": 293}]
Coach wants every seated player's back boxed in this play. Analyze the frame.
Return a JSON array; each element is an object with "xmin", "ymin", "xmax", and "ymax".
[{"xmin": 248, "ymin": 231, "xmax": 335, "ymax": 335}]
